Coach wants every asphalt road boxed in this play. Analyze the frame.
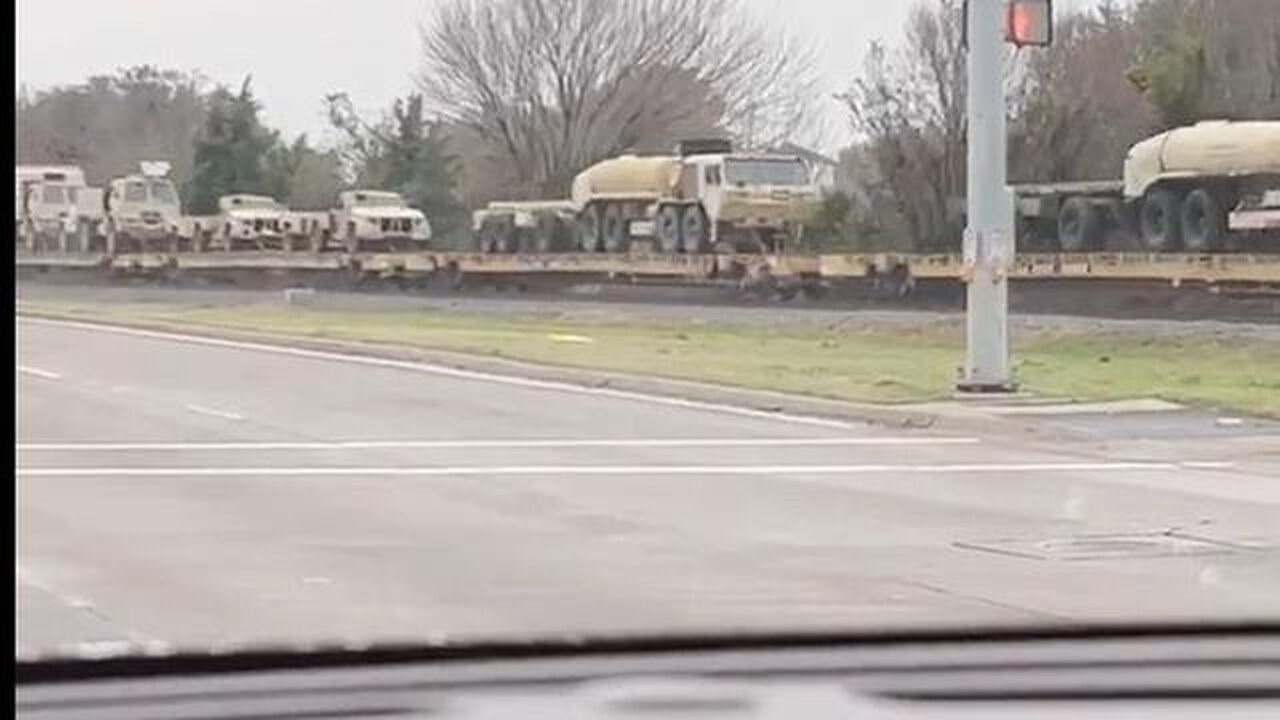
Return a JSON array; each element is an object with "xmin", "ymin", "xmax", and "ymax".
[{"xmin": 16, "ymin": 317, "xmax": 1280, "ymax": 657}]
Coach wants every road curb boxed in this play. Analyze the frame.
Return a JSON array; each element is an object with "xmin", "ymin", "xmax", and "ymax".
[{"xmin": 17, "ymin": 308, "xmax": 1039, "ymax": 436}]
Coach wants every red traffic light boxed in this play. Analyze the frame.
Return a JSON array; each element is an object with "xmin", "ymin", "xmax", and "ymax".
[{"xmin": 1006, "ymin": 0, "xmax": 1053, "ymax": 47}]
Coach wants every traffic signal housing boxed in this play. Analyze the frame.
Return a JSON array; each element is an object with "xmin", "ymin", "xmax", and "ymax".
[{"xmin": 1006, "ymin": 0, "xmax": 1053, "ymax": 47}]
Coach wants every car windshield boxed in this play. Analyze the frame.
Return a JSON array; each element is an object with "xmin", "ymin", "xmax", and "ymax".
[
  {"xmin": 724, "ymin": 158, "xmax": 810, "ymax": 186},
  {"xmin": 14, "ymin": 0, "xmax": 1280, "ymax": 676}
]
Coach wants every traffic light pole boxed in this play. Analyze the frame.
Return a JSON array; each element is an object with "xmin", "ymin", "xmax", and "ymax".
[{"xmin": 959, "ymin": 0, "xmax": 1016, "ymax": 393}]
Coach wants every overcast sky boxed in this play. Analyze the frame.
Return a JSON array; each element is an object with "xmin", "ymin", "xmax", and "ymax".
[{"xmin": 16, "ymin": 0, "xmax": 1101, "ymax": 152}]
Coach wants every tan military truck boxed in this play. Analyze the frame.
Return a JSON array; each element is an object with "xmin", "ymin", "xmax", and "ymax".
[
  {"xmin": 474, "ymin": 140, "xmax": 822, "ymax": 255},
  {"xmin": 183, "ymin": 194, "xmax": 290, "ymax": 252},
  {"xmin": 311, "ymin": 190, "xmax": 432, "ymax": 253},
  {"xmin": 571, "ymin": 139, "xmax": 822, "ymax": 254},
  {"xmin": 15, "ymin": 166, "xmax": 103, "ymax": 253},
  {"xmin": 101, "ymin": 161, "xmax": 183, "ymax": 254},
  {"xmin": 1015, "ymin": 120, "xmax": 1280, "ymax": 252}
]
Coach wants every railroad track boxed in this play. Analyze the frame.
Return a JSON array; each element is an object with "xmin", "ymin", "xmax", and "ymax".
[
  {"xmin": 15, "ymin": 250, "xmax": 1280, "ymax": 285},
  {"xmin": 17, "ymin": 250, "xmax": 1280, "ymax": 323}
]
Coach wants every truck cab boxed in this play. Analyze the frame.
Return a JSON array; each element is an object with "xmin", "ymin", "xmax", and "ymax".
[{"xmin": 679, "ymin": 153, "xmax": 821, "ymax": 253}]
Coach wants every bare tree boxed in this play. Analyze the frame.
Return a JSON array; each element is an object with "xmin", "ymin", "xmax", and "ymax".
[
  {"xmin": 839, "ymin": 0, "xmax": 967, "ymax": 251},
  {"xmin": 1008, "ymin": 1, "xmax": 1157, "ymax": 183},
  {"xmin": 418, "ymin": 0, "xmax": 819, "ymax": 197}
]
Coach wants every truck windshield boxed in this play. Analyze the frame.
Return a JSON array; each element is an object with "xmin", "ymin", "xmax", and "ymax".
[
  {"xmin": 352, "ymin": 193, "xmax": 405, "ymax": 207},
  {"xmin": 124, "ymin": 182, "xmax": 147, "ymax": 202},
  {"xmin": 231, "ymin": 197, "xmax": 276, "ymax": 209},
  {"xmin": 149, "ymin": 181, "xmax": 178, "ymax": 205},
  {"xmin": 40, "ymin": 185, "xmax": 70, "ymax": 204},
  {"xmin": 724, "ymin": 159, "xmax": 809, "ymax": 187}
]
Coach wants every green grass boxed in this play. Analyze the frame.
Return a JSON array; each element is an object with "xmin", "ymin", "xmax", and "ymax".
[{"xmin": 25, "ymin": 300, "xmax": 1280, "ymax": 417}]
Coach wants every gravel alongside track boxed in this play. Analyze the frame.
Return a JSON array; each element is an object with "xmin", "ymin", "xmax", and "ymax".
[{"xmin": 17, "ymin": 280, "xmax": 1280, "ymax": 344}]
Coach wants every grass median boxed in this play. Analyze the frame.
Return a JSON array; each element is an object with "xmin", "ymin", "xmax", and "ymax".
[{"xmin": 21, "ymin": 299, "xmax": 1280, "ymax": 417}]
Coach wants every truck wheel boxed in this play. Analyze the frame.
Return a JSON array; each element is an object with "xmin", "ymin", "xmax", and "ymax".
[
  {"xmin": 656, "ymin": 205, "xmax": 682, "ymax": 254},
  {"xmin": 578, "ymin": 205, "xmax": 603, "ymax": 252},
  {"xmin": 1181, "ymin": 188, "xmax": 1226, "ymax": 252},
  {"xmin": 1140, "ymin": 188, "xmax": 1183, "ymax": 252},
  {"xmin": 476, "ymin": 224, "xmax": 494, "ymax": 253},
  {"xmin": 601, "ymin": 203, "xmax": 628, "ymax": 253},
  {"xmin": 680, "ymin": 206, "xmax": 708, "ymax": 254},
  {"xmin": 76, "ymin": 222, "xmax": 91, "ymax": 253},
  {"xmin": 533, "ymin": 214, "xmax": 565, "ymax": 253},
  {"xmin": 1057, "ymin": 197, "xmax": 1102, "ymax": 252}
]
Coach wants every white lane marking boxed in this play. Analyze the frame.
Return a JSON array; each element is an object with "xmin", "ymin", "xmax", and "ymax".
[
  {"xmin": 183, "ymin": 404, "xmax": 245, "ymax": 422},
  {"xmin": 16, "ymin": 437, "xmax": 980, "ymax": 452},
  {"xmin": 17, "ymin": 365, "xmax": 61, "ymax": 380},
  {"xmin": 1180, "ymin": 461, "xmax": 1236, "ymax": 470},
  {"xmin": 18, "ymin": 317, "xmax": 863, "ymax": 430},
  {"xmin": 14, "ymin": 461, "xmax": 1233, "ymax": 477}
]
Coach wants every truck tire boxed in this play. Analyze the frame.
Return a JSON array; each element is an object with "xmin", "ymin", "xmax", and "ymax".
[
  {"xmin": 578, "ymin": 205, "xmax": 603, "ymax": 252},
  {"xmin": 1181, "ymin": 188, "xmax": 1226, "ymax": 252},
  {"xmin": 601, "ymin": 203, "xmax": 628, "ymax": 253},
  {"xmin": 1057, "ymin": 197, "xmax": 1102, "ymax": 252},
  {"xmin": 345, "ymin": 223, "xmax": 361, "ymax": 254},
  {"xmin": 485, "ymin": 216, "xmax": 517, "ymax": 253},
  {"xmin": 533, "ymin": 214, "xmax": 562, "ymax": 253},
  {"xmin": 1140, "ymin": 188, "xmax": 1183, "ymax": 252},
  {"xmin": 476, "ymin": 222, "xmax": 495, "ymax": 253},
  {"xmin": 76, "ymin": 222, "xmax": 91, "ymax": 253},
  {"xmin": 656, "ymin": 204, "xmax": 682, "ymax": 254},
  {"xmin": 680, "ymin": 206, "xmax": 708, "ymax": 254}
]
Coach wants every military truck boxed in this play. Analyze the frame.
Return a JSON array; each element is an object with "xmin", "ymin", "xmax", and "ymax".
[
  {"xmin": 573, "ymin": 140, "xmax": 821, "ymax": 254},
  {"xmin": 310, "ymin": 190, "xmax": 432, "ymax": 253},
  {"xmin": 184, "ymin": 194, "xmax": 290, "ymax": 252},
  {"xmin": 14, "ymin": 166, "xmax": 103, "ymax": 253},
  {"xmin": 1015, "ymin": 120, "xmax": 1280, "ymax": 252},
  {"xmin": 475, "ymin": 139, "xmax": 823, "ymax": 255},
  {"xmin": 101, "ymin": 161, "xmax": 183, "ymax": 254}
]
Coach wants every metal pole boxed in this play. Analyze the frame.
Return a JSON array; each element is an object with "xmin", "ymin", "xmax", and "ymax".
[{"xmin": 959, "ymin": 0, "xmax": 1015, "ymax": 393}]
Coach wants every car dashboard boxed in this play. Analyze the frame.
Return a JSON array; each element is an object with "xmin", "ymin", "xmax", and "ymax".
[{"xmin": 17, "ymin": 624, "xmax": 1280, "ymax": 719}]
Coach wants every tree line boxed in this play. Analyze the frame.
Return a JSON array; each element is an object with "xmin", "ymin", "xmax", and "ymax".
[
  {"xmin": 16, "ymin": 67, "xmax": 470, "ymax": 240},
  {"xmin": 16, "ymin": 0, "xmax": 1279, "ymax": 250}
]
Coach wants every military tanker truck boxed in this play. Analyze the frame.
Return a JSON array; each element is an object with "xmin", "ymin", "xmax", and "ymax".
[
  {"xmin": 475, "ymin": 139, "xmax": 822, "ymax": 255},
  {"xmin": 1014, "ymin": 120, "xmax": 1280, "ymax": 252}
]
